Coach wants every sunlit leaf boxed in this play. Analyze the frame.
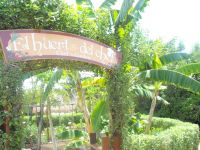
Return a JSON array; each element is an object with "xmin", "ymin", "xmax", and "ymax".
[
  {"xmin": 176, "ymin": 63, "xmax": 200, "ymax": 75},
  {"xmin": 159, "ymin": 52, "xmax": 190, "ymax": 65},
  {"xmin": 91, "ymin": 100, "xmax": 108, "ymax": 132},
  {"xmin": 138, "ymin": 69, "xmax": 200, "ymax": 94},
  {"xmin": 100, "ymin": 0, "xmax": 118, "ymax": 9}
]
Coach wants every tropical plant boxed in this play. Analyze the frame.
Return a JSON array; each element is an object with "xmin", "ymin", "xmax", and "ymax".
[
  {"xmin": 138, "ymin": 52, "xmax": 200, "ymax": 133},
  {"xmin": 36, "ymin": 69, "xmax": 63, "ymax": 150}
]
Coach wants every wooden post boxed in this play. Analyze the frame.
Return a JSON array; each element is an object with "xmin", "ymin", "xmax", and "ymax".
[{"xmin": 5, "ymin": 106, "xmax": 10, "ymax": 148}]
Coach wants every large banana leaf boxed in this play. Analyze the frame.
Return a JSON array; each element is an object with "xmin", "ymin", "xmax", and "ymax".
[
  {"xmin": 138, "ymin": 69, "xmax": 200, "ymax": 94},
  {"xmin": 132, "ymin": 85, "xmax": 153, "ymax": 99},
  {"xmin": 42, "ymin": 69, "xmax": 63, "ymax": 101},
  {"xmin": 100, "ymin": 0, "xmax": 118, "ymax": 9},
  {"xmin": 157, "ymin": 96, "xmax": 169, "ymax": 105},
  {"xmin": 132, "ymin": 85, "xmax": 169, "ymax": 105},
  {"xmin": 130, "ymin": 0, "xmax": 149, "ymax": 15},
  {"xmin": 76, "ymin": 0, "xmax": 93, "ymax": 8},
  {"xmin": 91, "ymin": 100, "xmax": 108, "ymax": 132},
  {"xmin": 126, "ymin": 0, "xmax": 149, "ymax": 24},
  {"xmin": 115, "ymin": 0, "xmax": 135, "ymax": 27},
  {"xmin": 176, "ymin": 63, "xmax": 200, "ymax": 75},
  {"xmin": 159, "ymin": 53, "xmax": 190, "ymax": 65}
]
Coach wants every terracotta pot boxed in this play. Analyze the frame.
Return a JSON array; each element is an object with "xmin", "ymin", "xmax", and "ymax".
[
  {"xmin": 112, "ymin": 134, "xmax": 122, "ymax": 150},
  {"xmin": 102, "ymin": 136, "xmax": 110, "ymax": 150}
]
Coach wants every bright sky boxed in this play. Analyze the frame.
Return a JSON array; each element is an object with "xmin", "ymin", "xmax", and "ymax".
[
  {"xmin": 68, "ymin": 0, "xmax": 200, "ymax": 51},
  {"xmin": 139, "ymin": 0, "xmax": 200, "ymax": 51}
]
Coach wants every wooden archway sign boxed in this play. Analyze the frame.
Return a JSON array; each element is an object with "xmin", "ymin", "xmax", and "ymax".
[{"xmin": 0, "ymin": 29, "xmax": 122, "ymax": 68}]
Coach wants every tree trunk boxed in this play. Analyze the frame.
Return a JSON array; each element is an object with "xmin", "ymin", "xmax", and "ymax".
[
  {"xmin": 46, "ymin": 107, "xmax": 50, "ymax": 142},
  {"xmin": 145, "ymin": 91, "xmax": 158, "ymax": 134},
  {"xmin": 47, "ymin": 99, "xmax": 57, "ymax": 150},
  {"xmin": 76, "ymin": 72, "xmax": 96, "ymax": 149},
  {"xmin": 76, "ymin": 74, "xmax": 93, "ymax": 134},
  {"xmin": 37, "ymin": 84, "xmax": 45, "ymax": 150},
  {"xmin": 37, "ymin": 103, "xmax": 44, "ymax": 150}
]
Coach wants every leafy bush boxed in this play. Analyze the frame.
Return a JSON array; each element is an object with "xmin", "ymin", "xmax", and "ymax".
[
  {"xmin": 24, "ymin": 113, "xmax": 83, "ymax": 128},
  {"xmin": 57, "ymin": 128, "xmax": 86, "ymax": 140},
  {"xmin": 127, "ymin": 113, "xmax": 146, "ymax": 134},
  {"xmin": 123, "ymin": 117, "xmax": 199, "ymax": 150},
  {"xmin": 23, "ymin": 124, "xmax": 38, "ymax": 145},
  {"xmin": 157, "ymin": 85, "xmax": 200, "ymax": 126}
]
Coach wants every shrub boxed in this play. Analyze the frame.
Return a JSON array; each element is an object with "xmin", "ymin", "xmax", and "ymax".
[
  {"xmin": 23, "ymin": 113, "xmax": 83, "ymax": 128},
  {"xmin": 23, "ymin": 124, "xmax": 38, "ymax": 145},
  {"xmin": 123, "ymin": 116, "xmax": 199, "ymax": 150},
  {"xmin": 158, "ymin": 86, "xmax": 200, "ymax": 126}
]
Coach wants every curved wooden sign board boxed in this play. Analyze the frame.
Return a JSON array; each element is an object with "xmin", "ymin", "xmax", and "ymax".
[{"xmin": 0, "ymin": 30, "xmax": 122, "ymax": 69}]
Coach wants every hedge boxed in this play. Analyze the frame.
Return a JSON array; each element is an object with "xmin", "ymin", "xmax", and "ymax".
[
  {"xmin": 23, "ymin": 113, "xmax": 83, "ymax": 128},
  {"xmin": 123, "ymin": 117, "xmax": 199, "ymax": 150}
]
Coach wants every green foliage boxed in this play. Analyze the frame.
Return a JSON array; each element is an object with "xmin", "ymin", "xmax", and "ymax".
[
  {"xmin": 176, "ymin": 63, "xmax": 200, "ymax": 75},
  {"xmin": 0, "ymin": 61, "xmax": 23, "ymax": 149},
  {"xmin": 115, "ymin": 0, "xmax": 149, "ymax": 27},
  {"xmin": 57, "ymin": 128, "xmax": 86, "ymax": 140},
  {"xmin": 159, "ymin": 53, "xmax": 190, "ymax": 65},
  {"xmin": 23, "ymin": 124, "xmax": 38, "ymax": 145},
  {"xmin": 115, "ymin": 0, "xmax": 135, "ymax": 27},
  {"xmin": 42, "ymin": 69, "xmax": 63, "ymax": 102},
  {"xmin": 100, "ymin": 0, "xmax": 118, "ymax": 9},
  {"xmin": 91, "ymin": 100, "xmax": 108, "ymax": 132},
  {"xmin": 24, "ymin": 113, "xmax": 83, "ymax": 128},
  {"xmin": 157, "ymin": 85, "xmax": 200, "ymax": 126},
  {"xmin": 138, "ymin": 69, "xmax": 200, "ymax": 94},
  {"xmin": 132, "ymin": 85, "xmax": 153, "ymax": 99},
  {"xmin": 129, "ymin": 0, "xmax": 149, "ymax": 23},
  {"xmin": 0, "ymin": 1, "xmax": 150, "ymax": 149},
  {"xmin": 123, "ymin": 116, "xmax": 199, "ymax": 150},
  {"xmin": 127, "ymin": 113, "xmax": 146, "ymax": 134},
  {"xmin": 152, "ymin": 53, "xmax": 162, "ymax": 69},
  {"xmin": 55, "ymin": 126, "xmax": 88, "ymax": 149}
]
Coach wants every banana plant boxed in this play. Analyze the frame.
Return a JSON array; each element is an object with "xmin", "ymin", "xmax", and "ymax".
[
  {"xmin": 62, "ymin": 71, "xmax": 108, "ymax": 146},
  {"xmin": 74, "ymin": 0, "xmax": 149, "ymax": 29},
  {"xmin": 137, "ymin": 52, "xmax": 200, "ymax": 133},
  {"xmin": 73, "ymin": 72, "xmax": 107, "ymax": 134},
  {"xmin": 36, "ymin": 69, "xmax": 63, "ymax": 150}
]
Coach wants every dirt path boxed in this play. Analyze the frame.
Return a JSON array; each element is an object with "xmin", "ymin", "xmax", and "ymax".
[{"xmin": 41, "ymin": 141, "xmax": 67, "ymax": 150}]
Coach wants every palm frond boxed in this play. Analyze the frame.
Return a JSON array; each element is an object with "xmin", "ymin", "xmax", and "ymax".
[
  {"xmin": 159, "ymin": 52, "xmax": 190, "ymax": 65},
  {"xmin": 100, "ymin": 0, "xmax": 118, "ymax": 9},
  {"xmin": 138, "ymin": 69, "xmax": 200, "ymax": 94},
  {"xmin": 176, "ymin": 63, "xmax": 200, "ymax": 75}
]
